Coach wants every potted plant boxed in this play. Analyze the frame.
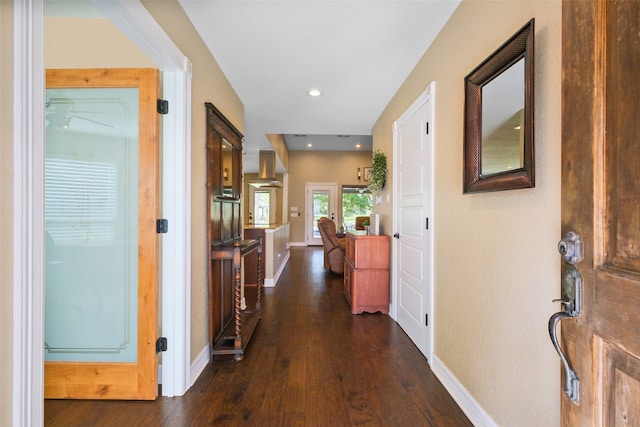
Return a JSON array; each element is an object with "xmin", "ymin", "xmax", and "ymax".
[{"xmin": 368, "ymin": 149, "xmax": 387, "ymax": 195}]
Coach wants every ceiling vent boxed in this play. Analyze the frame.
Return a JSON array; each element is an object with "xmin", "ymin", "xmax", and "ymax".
[{"xmin": 249, "ymin": 150, "xmax": 282, "ymax": 188}]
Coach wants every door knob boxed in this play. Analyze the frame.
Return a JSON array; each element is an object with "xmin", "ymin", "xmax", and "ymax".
[
  {"xmin": 549, "ymin": 311, "xmax": 580, "ymax": 403},
  {"xmin": 393, "ymin": 233, "xmax": 400, "ymax": 239}
]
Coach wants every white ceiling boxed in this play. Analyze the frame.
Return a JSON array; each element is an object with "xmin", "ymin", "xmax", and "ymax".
[
  {"xmin": 178, "ymin": 0, "xmax": 461, "ymax": 171},
  {"xmin": 45, "ymin": 0, "xmax": 461, "ymax": 172}
]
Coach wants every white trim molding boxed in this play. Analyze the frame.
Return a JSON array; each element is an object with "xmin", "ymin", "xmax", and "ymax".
[
  {"xmin": 264, "ymin": 251, "xmax": 290, "ymax": 287},
  {"xmin": 90, "ymin": 0, "xmax": 193, "ymax": 397},
  {"xmin": 190, "ymin": 344, "xmax": 211, "ymax": 387},
  {"xmin": 159, "ymin": 70, "xmax": 192, "ymax": 396},
  {"xmin": 13, "ymin": 0, "xmax": 45, "ymax": 425},
  {"xmin": 90, "ymin": 0, "xmax": 186, "ymax": 73},
  {"xmin": 432, "ymin": 354, "xmax": 498, "ymax": 427}
]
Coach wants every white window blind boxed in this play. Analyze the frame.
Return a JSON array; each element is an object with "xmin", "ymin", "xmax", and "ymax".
[{"xmin": 45, "ymin": 157, "xmax": 117, "ymax": 244}]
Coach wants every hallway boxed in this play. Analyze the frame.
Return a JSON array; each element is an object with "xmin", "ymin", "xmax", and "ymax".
[{"xmin": 45, "ymin": 247, "xmax": 471, "ymax": 426}]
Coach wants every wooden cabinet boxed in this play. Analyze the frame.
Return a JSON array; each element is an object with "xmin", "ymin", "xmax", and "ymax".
[
  {"xmin": 344, "ymin": 232, "xmax": 390, "ymax": 314},
  {"xmin": 206, "ymin": 102, "xmax": 262, "ymax": 361},
  {"xmin": 210, "ymin": 239, "xmax": 262, "ymax": 361}
]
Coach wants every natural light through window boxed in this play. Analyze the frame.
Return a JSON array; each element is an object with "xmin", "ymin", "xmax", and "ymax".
[
  {"xmin": 342, "ymin": 186, "xmax": 372, "ymax": 231},
  {"xmin": 254, "ymin": 190, "xmax": 271, "ymax": 225}
]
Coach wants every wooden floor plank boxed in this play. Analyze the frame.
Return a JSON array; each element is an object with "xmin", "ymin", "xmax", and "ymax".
[{"xmin": 45, "ymin": 246, "xmax": 471, "ymax": 426}]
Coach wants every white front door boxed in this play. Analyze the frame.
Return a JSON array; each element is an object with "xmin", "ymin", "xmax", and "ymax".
[
  {"xmin": 305, "ymin": 182, "xmax": 338, "ymax": 246},
  {"xmin": 392, "ymin": 84, "xmax": 435, "ymax": 363}
]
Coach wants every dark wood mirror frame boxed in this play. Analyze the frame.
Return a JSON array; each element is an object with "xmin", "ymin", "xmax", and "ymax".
[{"xmin": 463, "ymin": 18, "xmax": 535, "ymax": 193}]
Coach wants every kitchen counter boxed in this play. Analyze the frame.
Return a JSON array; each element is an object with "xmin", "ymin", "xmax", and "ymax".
[{"xmin": 243, "ymin": 223, "xmax": 290, "ymax": 288}]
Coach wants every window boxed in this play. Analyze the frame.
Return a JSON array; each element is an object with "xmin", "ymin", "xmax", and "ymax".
[
  {"xmin": 45, "ymin": 157, "xmax": 118, "ymax": 245},
  {"xmin": 342, "ymin": 186, "xmax": 372, "ymax": 231},
  {"xmin": 254, "ymin": 190, "xmax": 271, "ymax": 225}
]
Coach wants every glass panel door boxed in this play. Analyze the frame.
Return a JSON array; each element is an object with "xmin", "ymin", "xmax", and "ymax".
[
  {"xmin": 254, "ymin": 190, "xmax": 271, "ymax": 225},
  {"xmin": 312, "ymin": 190, "xmax": 329, "ymax": 239},
  {"xmin": 44, "ymin": 68, "xmax": 159, "ymax": 400},
  {"xmin": 305, "ymin": 183, "xmax": 337, "ymax": 245},
  {"xmin": 45, "ymin": 88, "xmax": 139, "ymax": 362}
]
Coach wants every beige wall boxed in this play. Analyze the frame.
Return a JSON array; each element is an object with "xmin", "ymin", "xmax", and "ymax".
[
  {"xmin": 142, "ymin": 0, "xmax": 244, "ymax": 360},
  {"xmin": 0, "ymin": 2, "xmax": 14, "ymax": 424},
  {"xmin": 373, "ymin": 1, "xmax": 561, "ymax": 425},
  {"xmin": 288, "ymin": 150, "xmax": 373, "ymax": 243},
  {"xmin": 44, "ymin": 17, "xmax": 156, "ymax": 68}
]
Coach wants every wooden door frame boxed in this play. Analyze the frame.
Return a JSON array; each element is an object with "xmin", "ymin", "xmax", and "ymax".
[
  {"xmin": 12, "ymin": 0, "xmax": 192, "ymax": 423},
  {"xmin": 391, "ymin": 84, "xmax": 435, "ymax": 364},
  {"xmin": 44, "ymin": 67, "xmax": 161, "ymax": 400}
]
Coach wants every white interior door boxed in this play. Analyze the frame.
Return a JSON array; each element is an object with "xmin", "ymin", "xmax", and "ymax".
[
  {"xmin": 305, "ymin": 182, "xmax": 338, "ymax": 245},
  {"xmin": 392, "ymin": 84, "xmax": 435, "ymax": 363}
]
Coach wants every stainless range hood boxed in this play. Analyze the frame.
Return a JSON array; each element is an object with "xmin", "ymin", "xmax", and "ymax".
[{"xmin": 249, "ymin": 150, "xmax": 282, "ymax": 188}]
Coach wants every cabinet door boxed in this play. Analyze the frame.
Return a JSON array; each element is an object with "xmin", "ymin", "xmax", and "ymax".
[
  {"xmin": 344, "ymin": 261, "xmax": 353, "ymax": 307},
  {"xmin": 352, "ymin": 236, "xmax": 390, "ymax": 269},
  {"xmin": 351, "ymin": 269, "xmax": 390, "ymax": 314}
]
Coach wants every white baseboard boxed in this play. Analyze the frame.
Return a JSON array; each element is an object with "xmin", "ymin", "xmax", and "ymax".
[
  {"xmin": 432, "ymin": 354, "xmax": 498, "ymax": 427},
  {"xmin": 190, "ymin": 344, "xmax": 211, "ymax": 387},
  {"xmin": 264, "ymin": 250, "xmax": 291, "ymax": 287},
  {"xmin": 289, "ymin": 242, "xmax": 307, "ymax": 247}
]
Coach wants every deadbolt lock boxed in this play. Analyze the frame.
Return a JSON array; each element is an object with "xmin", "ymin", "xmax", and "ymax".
[{"xmin": 558, "ymin": 231, "xmax": 583, "ymax": 265}]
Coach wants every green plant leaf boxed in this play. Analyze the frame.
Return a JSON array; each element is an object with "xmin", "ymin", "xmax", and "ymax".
[{"xmin": 368, "ymin": 149, "xmax": 387, "ymax": 195}]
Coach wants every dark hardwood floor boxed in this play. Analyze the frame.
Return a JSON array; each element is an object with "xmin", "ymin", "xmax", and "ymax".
[{"xmin": 45, "ymin": 246, "xmax": 472, "ymax": 426}]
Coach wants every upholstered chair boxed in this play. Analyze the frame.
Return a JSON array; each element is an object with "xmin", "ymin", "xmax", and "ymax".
[{"xmin": 317, "ymin": 217, "xmax": 346, "ymax": 274}]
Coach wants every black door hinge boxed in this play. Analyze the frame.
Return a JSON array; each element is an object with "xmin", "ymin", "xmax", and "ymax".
[
  {"xmin": 426, "ymin": 122, "xmax": 429, "ymax": 135},
  {"xmin": 157, "ymin": 99, "xmax": 169, "ymax": 115},
  {"xmin": 425, "ymin": 313, "xmax": 429, "ymax": 326},
  {"xmin": 156, "ymin": 219, "xmax": 169, "ymax": 234},
  {"xmin": 156, "ymin": 337, "xmax": 168, "ymax": 353},
  {"xmin": 426, "ymin": 218, "xmax": 429, "ymax": 230}
]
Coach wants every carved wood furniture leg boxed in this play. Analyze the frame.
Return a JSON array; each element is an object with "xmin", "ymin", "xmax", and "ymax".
[
  {"xmin": 232, "ymin": 243, "xmax": 243, "ymax": 361},
  {"xmin": 256, "ymin": 238, "xmax": 263, "ymax": 313}
]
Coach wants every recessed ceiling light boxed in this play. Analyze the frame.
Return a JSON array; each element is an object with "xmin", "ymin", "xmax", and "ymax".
[{"xmin": 307, "ymin": 89, "xmax": 323, "ymax": 97}]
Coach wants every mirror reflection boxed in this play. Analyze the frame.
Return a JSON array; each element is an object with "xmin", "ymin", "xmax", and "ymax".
[
  {"xmin": 481, "ymin": 58, "xmax": 525, "ymax": 176},
  {"xmin": 222, "ymin": 138, "xmax": 233, "ymax": 196},
  {"xmin": 463, "ymin": 18, "xmax": 534, "ymax": 193}
]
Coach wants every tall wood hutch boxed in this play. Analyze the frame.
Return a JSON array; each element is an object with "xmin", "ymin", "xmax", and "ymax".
[{"xmin": 206, "ymin": 103, "xmax": 262, "ymax": 361}]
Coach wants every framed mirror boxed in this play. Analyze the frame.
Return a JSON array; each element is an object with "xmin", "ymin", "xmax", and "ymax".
[{"xmin": 463, "ymin": 18, "xmax": 534, "ymax": 193}]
